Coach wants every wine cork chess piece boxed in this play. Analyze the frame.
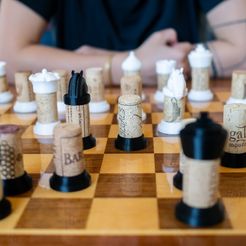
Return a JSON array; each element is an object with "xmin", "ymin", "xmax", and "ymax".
[
  {"xmin": 221, "ymin": 104, "xmax": 246, "ymax": 167},
  {"xmin": 157, "ymin": 68, "xmax": 187, "ymax": 135},
  {"xmin": 13, "ymin": 71, "xmax": 37, "ymax": 113},
  {"xmin": 227, "ymin": 71, "xmax": 246, "ymax": 104},
  {"xmin": 0, "ymin": 61, "xmax": 13, "ymax": 104},
  {"xmin": 50, "ymin": 124, "xmax": 91, "ymax": 192},
  {"xmin": 0, "ymin": 125, "xmax": 32, "ymax": 196},
  {"xmin": 85, "ymin": 67, "xmax": 110, "ymax": 113},
  {"xmin": 53, "ymin": 69, "xmax": 69, "ymax": 117},
  {"xmin": 115, "ymin": 94, "xmax": 147, "ymax": 151},
  {"xmin": 0, "ymin": 177, "xmax": 11, "ymax": 220},
  {"xmin": 175, "ymin": 112, "xmax": 227, "ymax": 227},
  {"xmin": 188, "ymin": 44, "xmax": 213, "ymax": 102},
  {"xmin": 154, "ymin": 60, "xmax": 176, "ymax": 103},
  {"xmin": 65, "ymin": 71, "xmax": 96, "ymax": 150}
]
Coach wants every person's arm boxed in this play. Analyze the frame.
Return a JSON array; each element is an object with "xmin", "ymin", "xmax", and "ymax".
[{"xmin": 206, "ymin": 0, "xmax": 246, "ymax": 77}]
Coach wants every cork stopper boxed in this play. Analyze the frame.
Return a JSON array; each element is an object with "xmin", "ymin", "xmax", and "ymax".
[
  {"xmin": 118, "ymin": 95, "xmax": 142, "ymax": 138},
  {"xmin": 53, "ymin": 124, "xmax": 85, "ymax": 177},
  {"xmin": 120, "ymin": 74, "xmax": 142, "ymax": 97},
  {"xmin": 231, "ymin": 71, "xmax": 246, "ymax": 99},
  {"xmin": 53, "ymin": 69, "xmax": 69, "ymax": 102},
  {"xmin": 223, "ymin": 103, "xmax": 246, "ymax": 154},
  {"xmin": 0, "ymin": 61, "xmax": 8, "ymax": 93},
  {"xmin": 0, "ymin": 125, "xmax": 25, "ymax": 179},
  {"xmin": 85, "ymin": 67, "xmax": 105, "ymax": 102},
  {"xmin": 15, "ymin": 71, "xmax": 35, "ymax": 102}
]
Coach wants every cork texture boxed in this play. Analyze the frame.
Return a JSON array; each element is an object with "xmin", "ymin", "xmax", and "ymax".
[
  {"xmin": 163, "ymin": 96, "xmax": 185, "ymax": 122},
  {"xmin": 191, "ymin": 67, "xmax": 210, "ymax": 91},
  {"xmin": 66, "ymin": 105, "xmax": 90, "ymax": 138},
  {"xmin": 183, "ymin": 157, "xmax": 219, "ymax": 209},
  {"xmin": 118, "ymin": 95, "xmax": 142, "ymax": 138},
  {"xmin": 53, "ymin": 124, "xmax": 85, "ymax": 177},
  {"xmin": 224, "ymin": 104, "xmax": 246, "ymax": 154},
  {"xmin": 0, "ymin": 75, "xmax": 8, "ymax": 93},
  {"xmin": 15, "ymin": 72, "xmax": 35, "ymax": 102},
  {"xmin": 53, "ymin": 70, "xmax": 69, "ymax": 102},
  {"xmin": 231, "ymin": 71, "xmax": 246, "ymax": 99},
  {"xmin": 86, "ymin": 68, "xmax": 105, "ymax": 102},
  {"xmin": 120, "ymin": 75, "xmax": 142, "ymax": 97},
  {"xmin": 0, "ymin": 130, "xmax": 25, "ymax": 180},
  {"xmin": 157, "ymin": 74, "xmax": 170, "ymax": 92}
]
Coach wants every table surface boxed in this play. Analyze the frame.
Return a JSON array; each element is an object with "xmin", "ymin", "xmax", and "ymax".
[{"xmin": 1, "ymin": 79, "xmax": 246, "ymax": 246}]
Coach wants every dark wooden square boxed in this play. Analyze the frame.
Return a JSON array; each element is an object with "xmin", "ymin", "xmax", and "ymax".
[
  {"xmin": 84, "ymin": 154, "xmax": 103, "ymax": 173},
  {"xmin": 22, "ymin": 139, "xmax": 53, "ymax": 154},
  {"xmin": 155, "ymin": 153, "xmax": 179, "ymax": 173},
  {"xmin": 90, "ymin": 125, "xmax": 110, "ymax": 138}
]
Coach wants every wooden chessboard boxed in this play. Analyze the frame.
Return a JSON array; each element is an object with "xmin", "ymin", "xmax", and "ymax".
[{"xmin": 0, "ymin": 79, "xmax": 246, "ymax": 246}]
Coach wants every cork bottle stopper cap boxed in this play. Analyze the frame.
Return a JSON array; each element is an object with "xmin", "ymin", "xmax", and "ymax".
[
  {"xmin": 119, "ymin": 94, "xmax": 141, "ymax": 106},
  {"xmin": 121, "ymin": 51, "xmax": 142, "ymax": 72},
  {"xmin": 155, "ymin": 60, "xmax": 176, "ymax": 74},
  {"xmin": 54, "ymin": 123, "xmax": 81, "ymax": 139},
  {"xmin": 0, "ymin": 61, "xmax": 6, "ymax": 76},
  {"xmin": 0, "ymin": 125, "xmax": 20, "ymax": 134},
  {"xmin": 85, "ymin": 67, "xmax": 103, "ymax": 77}
]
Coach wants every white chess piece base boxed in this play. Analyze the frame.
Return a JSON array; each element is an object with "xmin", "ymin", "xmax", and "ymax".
[
  {"xmin": 154, "ymin": 90, "xmax": 164, "ymax": 103},
  {"xmin": 13, "ymin": 101, "xmax": 37, "ymax": 113},
  {"xmin": 0, "ymin": 91, "xmax": 13, "ymax": 104},
  {"xmin": 188, "ymin": 89, "xmax": 213, "ymax": 102},
  {"xmin": 157, "ymin": 120, "xmax": 182, "ymax": 135},
  {"xmin": 226, "ymin": 97, "xmax": 246, "ymax": 105},
  {"xmin": 33, "ymin": 121, "xmax": 60, "ymax": 136},
  {"xmin": 89, "ymin": 100, "xmax": 110, "ymax": 113}
]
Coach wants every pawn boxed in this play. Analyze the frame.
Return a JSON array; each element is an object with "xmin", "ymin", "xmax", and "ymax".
[
  {"xmin": 50, "ymin": 123, "xmax": 91, "ymax": 192},
  {"xmin": 13, "ymin": 71, "xmax": 37, "ymax": 113},
  {"xmin": 64, "ymin": 71, "xmax": 96, "ymax": 150},
  {"xmin": 115, "ymin": 95, "xmax": 147, "ymax": 151},
  {"xmin": 0, "ymin": 61, "xmax": 13, "ymax": 104},
  {"xmin": 85, "ymin": 67, "xmax": 110, "ymax": 113},
  {"xmin": 0, "ymin": 125, "xmax": 32, "ymax": 196},
  {"xmin": 157, "ymin": 69, "xmax": 187, "ymax": 135},
  {"xmin": 0, "ymin": 177, "xmax": 11, "ymax": 220},
  {"xmin": 175, "ymin": 112, "xmax": 227, "ymax": 227},
  {"xmin": 227, "ymin": 71, "xmax": 246, "ymax": 104}
]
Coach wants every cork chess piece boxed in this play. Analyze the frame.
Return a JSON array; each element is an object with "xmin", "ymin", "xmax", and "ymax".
[
  {"xmin": 13, "ymin": 71, "xmax": 37, "ymax": 113},
  {"xmin": 115, "ymin": 94, "xmax": 147, "ymax": 151},
  {"xmin": 0, "ymin": 177, "xmax": 11, "ymax": 220},
  {"xmin": 0, "ymin": 125, "xmax": 32, "ymax": 196},
  {"xmin": 64, "ymin": 70, "xmax": 96, "ymax": 150},
  {"xmin": 175, "ymin": 112, "xmax": 227, "ymax": 227},
  {"xmin": 221, "ymin": 103, "xmax": 246, "ymax": 167},
  {"xmin": 0, "ymin": 61, "xmax": 14, "ymax": 104},
  {"xmin": 85, "ymin": 67, "xmax": 110, "ymax": 113},
  {"xmin": 154, "ymin": 59, "xmax": 176, "ymax": 103},
  {"xmin": 157, "ymin": 68, "xmax": 187, "ymax": 135},
  {"xmin": 29, "ymin": 69, "xmax": 60, "ymax": 136},
  {"xmin": 188, "ymin": 44, "xmax": 213, "ymax": 102},
  {"xmin": 227, "ymin": 71, "xmax": 246, "ymax": 104},
  {"xmin": 50, "ymin": 123, "xmax": 91, "ymax": 192}
]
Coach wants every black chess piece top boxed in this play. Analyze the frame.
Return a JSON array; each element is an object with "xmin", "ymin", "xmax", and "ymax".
[{"xmin": 64, "ymin": 70, "xmax": 90, "ymax": 105}]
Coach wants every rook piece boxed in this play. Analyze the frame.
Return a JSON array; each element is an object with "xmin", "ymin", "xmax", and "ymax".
[
  {"xmin": 85, "ymin": 67, "xmax": 110, "ymax": 113},
  {"xmin": 221, "ymin": 104, "xmax": 246, "ymax": 167},
  {"xmin": 0, "ymin": 125, "xmax": 32, "ymax": 196},
  {"xmin": 50, "ymin": 123, "xmax": 91, "ymax": 192},
  {"xmin": 175, "ymin": 112, "xmax": 227, "ymax": 227},
  {"xmin": 0, "ymin": 177, "xmax": 11, "ymax": 220},
  {"xmin": 0, "ymin": 61, "xmax": 13, "ymax": 104},
  {"xmin": 115, "ymin": 94, "xmax": 147, "ymax": 151},
  {"xmin": 64, "ymin": 71, "xmax": 96, "ymax": 149},
  {"xmin": 154, "ymin": 60, "xmax": 176, "ymax": 103},
  {"xmin": 188, "ymin": 44, "xmax": 213, "ymax": 102},
  {"xmin": 157, "ymin": 69, "xmax": 187, "ymax": 135},
  {"xmin": 13, "ymin": 71, "xmax": 37, "ymax": 113},
  {"xmin": 29, "ymin": 69, "xmax": 60, "ymax": 135},
  {"xmin": 227, "ymin": 71, "xmax": 246, "ymax": 104}
]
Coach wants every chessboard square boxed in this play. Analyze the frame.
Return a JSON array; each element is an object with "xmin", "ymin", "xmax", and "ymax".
[
  {"xmin": 142, "ymin": 102, "xmax": 152, "ymax": 113},
  {"xmin": 22, "ymin": 138, "xmax": 53, "ymax": 154},
  {"xmin": 151, "ymin": 112, "xmax": 163, "ymax": 124},
  {"xmin": 214, "ymin": 91, "xmax": 230, "ymax": 103},
  {"xmin": 155, "ymin": 154, "xmax": 179, "ymax": 173},
  {"xmin": 105, "ymin": 92, "xmax": 119, "ymax": 105},
  {"xmin": 101, "ymin": 154, "xmax": 155, "ymax": 173},
  {"xmin": 156, "ymin": 173, "xmax": 182, "ymax": 198},
  {"xmin": 84, "ymin": 138, "xmax": 107, "ymax": 154},
  {"xmin": 16, "ymin": 198, "xmax": 92, "ymax": 229},
  {"xmin": 84, "ymin": 154, "xmax": 103, "ymax": 173},
  {"xmin": 0, "ymin": 198, "xmax": 29, "ymax": 230},
  {"xmin": 90, "ymin": 125, "xmax": 110, "ymax": 138},
  {"xmin": 108, "ymin": 124, "xmax": 153, "ymax": 138},
  {"xmin": 90, "ymin": 113, "xmax": 113, "ymax": 125},
  {"xmin": 105, "ymin": 138, "xmax": 154, "ymax": 153},
  {"xmin": 154, "ymin": 137, "xmax": 180, "ymax": 153},
  {"xmin": 187, "ymin": 101, "xmax": 224, "ymax": 113},
  {"xmin": 95, "ymin": 174, "xmax": 156, "ymax": 197},
  {"xmin": 0, "ymin": 103, "xmax": 12, "ymax": 115},
  {"xmin": 219, "ymin": 173, "xmax": 246, "ymax": 197},
  {"xmin": 0, "ymin": 113, "xmax": 36, "ymax": 126},
  {"xmin": 158, "ymin": 198, "xmax": 231, "ymax": 229},
  {"xmin": 219, "ymin": 166, "xmax": 246, "ymax": 173},
  {"xmin": 32, "ymin": 174, "xmax": 98, "ymax": 199},
  {"xmin": 87, "ymin": 198, "xmax": 159, "ymax": 230}
]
